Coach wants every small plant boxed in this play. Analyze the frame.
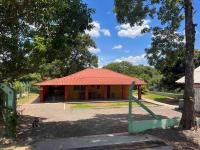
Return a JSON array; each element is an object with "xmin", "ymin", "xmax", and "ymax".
[
  {"xmin": 1, "ymin": 106, "xmax": 18, "ymax": 138},
  {"xmin": 12, "ymin": 81, "xmax": 26, "ymax": 98},
  {"xmin": 141, "ymin": 85, "xmax": 149, "ymax": 94}
]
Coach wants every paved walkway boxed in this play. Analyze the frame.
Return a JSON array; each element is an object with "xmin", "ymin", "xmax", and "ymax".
[
  {"xmin": 15, "ymin": 103, "xmax": 181, "ymax": 149},
  {"xmin": 19, "ymin": 103, "xmax": 181, "ymax": 122},
  {"xmin": 33, "ymin": 133, "xmax": 172, "ymax": 150}
]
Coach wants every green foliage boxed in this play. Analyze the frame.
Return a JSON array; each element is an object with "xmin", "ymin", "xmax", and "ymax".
[
  {"xmin": 114, "ymin": 0, "xmax": 199, "ymax": 91},
  {"xmin": 104, "ymin": 61, "xmax": 162, "ymax": 90},
  {"xmin": 0, "ymin": 0, "xmax": 96, "ymax": 81},
  {"xmin": 145, "ymin": 27, "xmax": 185, "ymax": 90},
  {"xmin": 114, "ymin": 0, "xmax": 197, "ymax": 128},
  {"xmin": 0, "ymin": 99, "xmax": 17, "ymax": 137},
  {"xmin": 141, "ymin": 85, "xmax": 149, "ymax": 94},
  {"xmin": 12, "ymin": 81, "xmax": 25, "ymax": 96},
  {"xmin": 38, "ymin": 34, "xmax": 98, "ymax": 78},
  {"xmin": 4, "ymin": 109, "xmax": 18, "ymax": 137},
  {"xmin": 115, "ymin": 0, "xmax": 184, "ymax": 29},
  {"xmin": 194, "ymin": 50, "xmax": 200, "ymax": 66}
]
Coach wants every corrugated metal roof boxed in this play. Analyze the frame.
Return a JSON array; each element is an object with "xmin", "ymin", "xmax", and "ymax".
[
  {"xmin": 34, "ymin": 68, "xmax": 146, "ymax": 86},
  {"xmin": 176, "ymin": 66, "xmax": 200, "ymax": 84}
]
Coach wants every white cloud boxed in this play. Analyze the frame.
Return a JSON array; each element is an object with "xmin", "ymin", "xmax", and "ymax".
[
  {"xmin": 88, "ymin": 47, "xmax": 101, "ymax": 54},
  {"xmin": 85, "ymin": 21, "xmax": 111, "ymax": 38},
  {"xmin": 112, "ymin": 44, "xmax": 123, "ymax": 49},
  {"xmin": 85, "ymin": 21, "xmax": 100, "ymax": 38},
  {"xmin": 101, "ymin": 29, "xmax": 111, "ymax": 37},
  {"xmin": 98, "ymin": 57, "xmax": 105, "ymax": 68},
  {"xmin": 116, "ymin": 20, "xmax": 150, "ymax": 38},
  {"xmin": 114, "ymin": 54, "xmax": 148, "ymax": 65}
]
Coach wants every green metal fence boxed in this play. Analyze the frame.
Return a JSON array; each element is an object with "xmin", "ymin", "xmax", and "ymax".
[{"xmin": 128, "ymin": 82, "xmax": 181, "ymax": 133}]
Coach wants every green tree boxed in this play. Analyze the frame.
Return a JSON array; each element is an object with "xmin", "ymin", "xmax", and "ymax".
[
  {"xmin": 38, "ymin": 34, "xmax": 98, "ymax": 78},
  {"xmin": 145, "ymin": 27, "xmax": 200, "ymax": 91},
  {"xmin": 104, "ymin": 61, "xmax": 162, "ymax": 90},
  {"xmin": 0, "ymin": 0, "xmax": 96, "ymax": 136},
  {"xmin": 114, "ymin": 0, "xmax": 196, "ymax": 129},
  {"xmin": 12, "ymin": 81, "xmax": 25, "ymax": 97},
  {"xmin": 0, "ymin": 0, "xmax": 95, "ymax": 81}
]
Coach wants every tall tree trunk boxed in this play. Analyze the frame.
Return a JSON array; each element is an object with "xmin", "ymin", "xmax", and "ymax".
[{"xmin": 180, "ymin": 0, "xmax": 196, "ymax": 129}]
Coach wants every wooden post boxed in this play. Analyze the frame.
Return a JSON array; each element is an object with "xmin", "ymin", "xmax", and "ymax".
[
  {"xmin": 85, "ymin": 85, "xmax": 89, "ymax": 100},
  {"xmin": 39, "ymin": 86, "xmax": 44, "ymax": 102},
  {"xmin": 104, "ymin": 85, "xmax": 108, "ymax": 99},
  {"xmin": 137, "ymin": 85, "xmax": 142, "ymax": 100},
  {"xmin": 121, "ymin": 85, "xmax": 124, "ymax": 99},
  {"xmin": 64, "ymin": 86, "xmax": 68, "ymax": 101}
]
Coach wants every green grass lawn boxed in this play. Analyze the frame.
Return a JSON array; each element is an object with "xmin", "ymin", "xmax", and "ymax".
[
  {"xmin": 143, "ymin": 92, "xmax": 170, "ymax": 101},
  {"xmin": 70, "ymin": 101, "xmax": 152, "ymax": 109},
  {"xmin": 144, "ymin": 91, "xmax": 183, "ymax": 101},
  {"xmin": 17, "ymin": 93, "xmax": 39, "ymax": 105}
]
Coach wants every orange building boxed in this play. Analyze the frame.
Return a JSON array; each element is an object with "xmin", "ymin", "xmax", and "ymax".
[{"xmin": 34, "ymin": 68, "xmax": 146, "ymax": 102}]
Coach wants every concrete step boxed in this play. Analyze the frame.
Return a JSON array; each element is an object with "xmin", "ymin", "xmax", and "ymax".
[
  {"xmin": 33, "ymin": 133, "xmax": 172, "ymax": 150},
  {"xmin": 67, "ymin": 140, "xmax": 172, "ymax": 150}
]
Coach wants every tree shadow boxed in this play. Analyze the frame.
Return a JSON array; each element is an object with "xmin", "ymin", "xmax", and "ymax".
[
  {"xmin": 14, "ymin": 114, "xmax": 197, "ymax": 147},
  {"xmin": 153, "ymin": 98, "xmax": 179, "ymax": 105},
  {"xmin": 1, "ymin": 113, "xmax": 199, "ymax": 149}
]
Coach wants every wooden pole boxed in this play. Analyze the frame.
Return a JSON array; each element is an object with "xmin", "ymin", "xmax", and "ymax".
[
  {"xmin": 39, "ymin": 86, "xmax": 44, "ymax": 102},
  {"xmin": 64, "ymin": 86, "xmax": 68, "ymax": 101},
  {"xmin": 103, "ymin": 85, "xmax": 108, "ymax": 99},
  {"xmin": 85, "ymin": 85, "xmax": 89, "ymax": 100},
  {"xmin": 121, "ymin": 85, "xmax": 124, "ymax": 99},
  {"xmin": 137, "ymin": 85, "xmax": 142, "ymax": 100}
]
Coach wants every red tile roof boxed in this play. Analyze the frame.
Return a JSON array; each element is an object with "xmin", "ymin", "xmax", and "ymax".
[{"xmin": 34, "ymin": 68, "xmax": 146, "ymax": 86}]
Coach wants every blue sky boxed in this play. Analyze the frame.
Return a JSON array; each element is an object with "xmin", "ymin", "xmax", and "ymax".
[{"xmin": 83, "ymin": 0, "xmax": 200, "ymax": 67}]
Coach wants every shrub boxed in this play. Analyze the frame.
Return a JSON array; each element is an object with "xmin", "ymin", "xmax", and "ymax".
[{"xmin": 12, "ymin": 81, "xmax": 26, "ymax": 97}]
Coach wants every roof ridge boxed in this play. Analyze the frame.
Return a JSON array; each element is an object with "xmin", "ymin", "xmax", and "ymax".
[
  {"xmin": 102, "ymin": 68, "xmax": 139, "ymax": 79},
  {"xmin": 34, "ymin": 67, "xmax": 146, "ymax": 86}
]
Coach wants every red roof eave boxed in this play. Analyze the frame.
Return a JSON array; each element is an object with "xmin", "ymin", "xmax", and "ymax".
[{"xmin": 34, "ymin": 68, "xmax": 146, "ymax": 86}]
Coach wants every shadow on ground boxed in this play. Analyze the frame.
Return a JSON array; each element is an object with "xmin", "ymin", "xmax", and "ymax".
[
  {"xmin": 1, "ymin": 113, "xmax": 199, "ymax": 149},
  {"xmin": 17, "ymin": 114, "xmax": 200, "ymax": 149},
  {"xmin": 153, "ymin": 98, "xmax": 179, "ymax": 105}
]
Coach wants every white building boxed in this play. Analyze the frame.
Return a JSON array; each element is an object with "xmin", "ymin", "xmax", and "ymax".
[{"xmin": 176, "ymin": 66, "xmax": 200, "ymax": 112}]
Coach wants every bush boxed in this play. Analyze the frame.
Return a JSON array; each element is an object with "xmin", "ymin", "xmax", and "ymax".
[
  {"xmin": 141, "ymin": 85, "xmax": 149, "ymax": 94},
  {"xmin": 30, "ymin": 86, "xmax": 39, "ymax": 93},
  {"xmin": 12, "ymin": 81, "xmax": 26, "ymax": 97}
]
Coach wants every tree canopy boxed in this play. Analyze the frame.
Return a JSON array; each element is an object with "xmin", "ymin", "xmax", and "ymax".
[
  {"xmin": 114, "ymin": 0, "xmax": 197, "ymax": 129},
  {"xmin": 104, "ymin": 61, "xmax": 162, "ymax": 90},
  {"xmin": 0, "ymin": 0, "xmax": 97, "ymax": 81},
  {"xmin": 145, "ymin": 26, "xmax": 200, "ymax": 90}
]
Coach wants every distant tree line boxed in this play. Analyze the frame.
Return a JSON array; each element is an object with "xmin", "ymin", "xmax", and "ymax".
[
  {"xmin": 104, "ymin": 61, "xmax": 162, "ymax": 91},
  {"xmin": 104, "ymin": 50, "xmax": 200, "ymax": 92}
]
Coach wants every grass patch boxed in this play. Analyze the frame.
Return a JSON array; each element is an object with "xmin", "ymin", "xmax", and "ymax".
[
  {"xmin": 142, "ymin": 91, "xmax": 183, "ymax": 104},
  {"xmin": 70, "ymin": 101, "xmax": 152, "ymax": 109},
  {"xmin": 149, "ymin": 91, "xmax": 183, "ymax": 99},
  {"xmin": 17, "ymin": 93, "xmax": 39, "ymax": 105},
  {"xmin": 143, "ymin": 92, "xmax": 169, "ymax": 101}
]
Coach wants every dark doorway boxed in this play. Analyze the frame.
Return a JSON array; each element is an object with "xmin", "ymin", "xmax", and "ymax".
[{"xmin": 46, "ymin": 86, "xmax": 64, "ymax": 102}]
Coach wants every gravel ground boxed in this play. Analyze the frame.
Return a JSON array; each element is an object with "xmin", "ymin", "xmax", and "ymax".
[{"xmin": 1, "ymin": 102, "xmax": 200, "ymax": 149}]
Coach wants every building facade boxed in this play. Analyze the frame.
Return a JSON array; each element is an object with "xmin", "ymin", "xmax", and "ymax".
[{"xmin": 35, "ymin": 68, "xmax": 146, "ymax": 102}]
